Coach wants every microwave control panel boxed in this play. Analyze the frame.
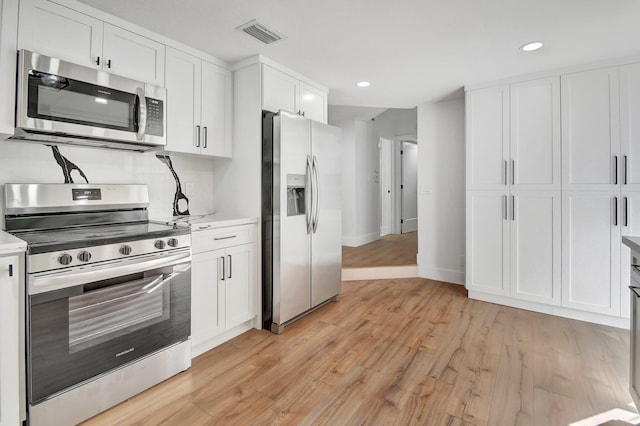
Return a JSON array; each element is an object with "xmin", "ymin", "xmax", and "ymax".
[{"xmin": 145, "ymin": 98, "xmax": 164, "ymax": 136}]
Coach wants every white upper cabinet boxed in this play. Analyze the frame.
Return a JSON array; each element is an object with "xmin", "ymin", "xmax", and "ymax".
[
  {"xmin": 262, "ymin": 64, "xmax": 327, "ymax": 123},
  {"xmin": 165, "ymin": 47, "xmax": 232, "ymax": 158},
  {"xmin": 466, "ymin": 86, "xmax": 509, "ymax": 190},
  {"xmin": 510, "ymin": 77, "xmax": 561, "ymax": 190},
  {"xmin": 18, "ymin": 0, "xmax": 165, "ymax": 86},
  {"xmin": 561, "ymin": 67, "xmax": 620, "ymax": 190},
  {"xmin": 0, "ymin": 0, "xmax": 18, "ymax": 138},
  {"xmin": 621, "ymin": 63, "xmax": 640, "ymax": 190}
]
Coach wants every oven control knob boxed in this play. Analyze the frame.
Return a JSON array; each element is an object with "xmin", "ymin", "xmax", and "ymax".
[
  {"xmin": 154, "ymin": 240, "xmax": 166, "ymax": 250},
  {"xmin": 119, "ymin": 245, "xmax": 132, "ymax": 255},
  {"xmin": 167, "ymin": 238, "xmax": 179, "ymax": 248},
  {"xmin": 77, "ymin": 251, "xmax": 92, "ymax": 262},
  {"xmin": 58, "ymin": 253, "xmax": 73, "ymax": 265}
]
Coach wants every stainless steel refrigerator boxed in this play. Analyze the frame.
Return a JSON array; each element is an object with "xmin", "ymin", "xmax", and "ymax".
[{"xmin": 262, "ymin": 110, "xmax": 342, "ymax": 334}]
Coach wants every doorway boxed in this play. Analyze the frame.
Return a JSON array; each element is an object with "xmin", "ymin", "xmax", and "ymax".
[{"xmin": 401, "ymin": 141, "xmax": 418, "ymax": 233}]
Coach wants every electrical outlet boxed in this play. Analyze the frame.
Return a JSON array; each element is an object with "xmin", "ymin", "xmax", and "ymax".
[{"xmin": 184, "ymin": 181, "xmax": 195, "ymax": 197}]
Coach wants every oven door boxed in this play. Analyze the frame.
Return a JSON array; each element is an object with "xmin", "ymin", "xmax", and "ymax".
[{"xmin": 26, "ymin": 252, "xmax": 190, "ymax": 405}]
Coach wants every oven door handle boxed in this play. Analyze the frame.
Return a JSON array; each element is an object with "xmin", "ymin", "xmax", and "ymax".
[{"xmin": 30, "ymin": 251, "xmax": 191, "ymax": 295}]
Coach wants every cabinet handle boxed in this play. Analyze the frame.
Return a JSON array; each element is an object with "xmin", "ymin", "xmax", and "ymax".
[
  {"xmin": 625, "ymin": 196, "xmax": 629, "ymax": 227},
  {"xmin": 503, "ymin": 195, "xmax": 507, "ymax": 220},
  {"xmin": 8, "ymin": 264, "xmax": 13, "ymax": 277},
  {"xmin": 631, "ymin": 286, "xmax": 640, "ymax": 298},
  {"xmin": 95, "ymin": 56, "xmax": 100, "ymax": 66},
  {"xmin": 614, "ymin": 196, "xmax": 618, "ymax": 226},
  {"xmin": 625, "ymin": 155, "xmax": 628, "ymax": 185},
  {"xmin": 511, "ymin": 160, "xmax": 515, "ymax": 186},
  {"xmin": 615, "ymin": 156, "xmax": 618, "ymax": 185},
  {"xmin": 301, "ymin": 111, "xmax": 305, "ymax": 117},
  {"xmin": 107, "ymin": 59, "xmax": 112, "ymax": 69},
  {"xmin": 511, "ymin": 195, "xmax": 515, "ymax": 221},
  {"xmin": 220, "ymin": 256, "xmax": 225, "ymax": 281},
  {"xmin": 504, "ymin": 161, "xmax": 508, "ymax": 185},
  {"xmin": 195, "ymin": 125, "xmax": 201, "ymax": 147},
  {"xmin": 203, "ymin": 127, "xmax": 208, "ymax": 149},
  {"xmin": 228, "ymin": 255, "xmax": 232, "ymax": 279},
  {"xmin": 214, "ymin": 235, "xmax": 236, "ymax": 241}
]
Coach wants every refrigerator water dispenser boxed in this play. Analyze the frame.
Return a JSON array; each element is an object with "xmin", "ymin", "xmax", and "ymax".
[{"xmin": 287, "ymin": 174, "xmax": 306, "ymax": 216}]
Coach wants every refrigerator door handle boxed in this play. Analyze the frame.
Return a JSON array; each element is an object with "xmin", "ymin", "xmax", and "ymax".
[
  {"xmin": 306, "ymin": 155, "xmax": 313, "ymax": 234},
  {"xmin": 312, "ymin": 156, "xmax": 320, "ymax": 233}
]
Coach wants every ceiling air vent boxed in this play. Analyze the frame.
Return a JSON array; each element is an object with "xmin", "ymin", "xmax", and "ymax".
[{"xmin": 236, "ymin": 20, "xmax": 285, "ymax": 45}]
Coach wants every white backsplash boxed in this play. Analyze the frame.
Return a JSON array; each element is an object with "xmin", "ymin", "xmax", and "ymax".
[{"xmin": 0, "ymin": 140, "xmax": 216, "ymax": 220}]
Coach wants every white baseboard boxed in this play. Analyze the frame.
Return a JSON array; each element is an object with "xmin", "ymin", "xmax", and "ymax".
[
  {"xmin": 342, "ymin": 232, "xmax": 380, "ymax": 247},
  {"xmin": 342, "ymin": 265, "xmax": 418, "ymax": 281},
  {"xmin": 468, "ymin": 291, "xmax": 630, "ymax": 329},
  {"xmin": 419, "ymin": 265, "xmax": 465, "ymax": 285}
]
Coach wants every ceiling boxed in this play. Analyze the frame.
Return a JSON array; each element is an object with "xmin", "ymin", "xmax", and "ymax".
[{"xmin": 76, "ymin": 0, "xmax": 640, "ymax": 108}]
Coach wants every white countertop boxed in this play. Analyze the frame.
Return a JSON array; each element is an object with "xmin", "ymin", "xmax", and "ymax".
[
  {"xmin": 0, "ymin": 230, "xmax": 27, "ymax": 255},
  {"xmin": 623, "ymin": 236, "xmax": 640, "ymax": 254},
  {"xmin": 152, "ymin": 214, "xmax": 259, "ymax": 231}
]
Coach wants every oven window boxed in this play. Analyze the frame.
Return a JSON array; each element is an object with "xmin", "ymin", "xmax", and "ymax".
[
  {"xmin": 27, "ymin": 70, "xmax": 136, "ymax": 131},
  {"xmin": 68, "ymin": 274, "xmax": 169, "ymax": 354}
]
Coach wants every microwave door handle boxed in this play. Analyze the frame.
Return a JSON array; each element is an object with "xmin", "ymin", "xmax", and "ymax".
[{"xmin": 135, "ymin": 87, "xmax": 147, "ymax": 141}]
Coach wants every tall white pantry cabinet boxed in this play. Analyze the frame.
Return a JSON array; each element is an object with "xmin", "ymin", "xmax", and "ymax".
[{"xmin": 466, "ymin": 61, "xmax": 640, "ymax": 327}]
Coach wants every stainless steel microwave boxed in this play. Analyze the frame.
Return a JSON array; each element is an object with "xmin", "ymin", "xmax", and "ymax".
[{"xmin": 11, "ymin": 50, "xmax": 166, "ymax": 152}]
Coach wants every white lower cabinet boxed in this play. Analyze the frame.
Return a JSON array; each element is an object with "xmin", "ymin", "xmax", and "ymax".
[
  {"xmin": 562, "ymin": 191, "xmax": 621, "ymax": 316},
  {"xmin": 0, "ymin": 255, "xmax": 20, "ymax": 426},
  {"xmin": 190, "ymin": 223, "xmax": 257, "ymax": 357},
  {"xmin": 467, "ymin": 191, "xmax": 561, "ymax": 304}
]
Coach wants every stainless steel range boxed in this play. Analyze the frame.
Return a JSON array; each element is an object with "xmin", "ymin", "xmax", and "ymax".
[{"xmin": 3, "ymin": 183, "xmax": 192, "ymax": 426}]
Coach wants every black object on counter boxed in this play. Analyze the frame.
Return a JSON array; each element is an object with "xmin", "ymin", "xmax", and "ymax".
[
  {"xmin": 156, "ymin": 154, "xmax": 190, "ymax": 216},
  {"xmin": 49, "ymin": 145, "xmax": 89, "ymax": 183}
]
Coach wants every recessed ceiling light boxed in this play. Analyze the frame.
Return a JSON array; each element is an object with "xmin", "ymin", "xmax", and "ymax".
[
  {"xmin": 356, "ymin": 81, "xmax": 370, "ymax": 87},
  {"xmin": 521, "ymin": 41, "xmax": 543, "ymax": 52}
]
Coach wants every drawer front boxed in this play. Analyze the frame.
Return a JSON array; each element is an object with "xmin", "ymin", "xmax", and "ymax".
[{"xmin": 192, "ymin": 224, "xmax": 255, "ymax": 253}]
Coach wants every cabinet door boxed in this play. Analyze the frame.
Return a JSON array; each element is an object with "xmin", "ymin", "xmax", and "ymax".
[
  {"xmin": 225, "ymin": 243, "xmax": 256, "ymax": 329},
  {"xmin": 299, "ymin": 82, "xmax": 327, "ymax": 123},
  {"xmin": 0, "ymin": 255, "xmax": 20, "ymax": 426},
  {"xmin": 562, "ymin": 191, "xmax": 621, "ymax": 315},
  {"xmin": 191, "ymin": 250, "xmax": 225, "ymax": 348},
  {"xmin": 465, "ymin": 86, "xmax": 510, "ymax": 190},
  {"xmin": 510, "ymin": 77, "xmax": 561, "ymax": 190},
  {"xmin": 262, "ymin": 64, "xmax": 298, "ymax": 115},
  {"xmin": 18, "ymin": 0, "xmax": 102, "ymax": 68},
  {"xmin": 102, "ymin": 23, "xmax": 165, "ymax": 86},
  {"xmin": 0, "ymin": 0, "xmax": 18, "ymax": 137},
  {"xmin": 621, "ymin": 63, "xmax": 640, "ymax": 191},
  {"xmin": 510, "ymin": 191, "xmax": 561, "ymax": 305},
  {"xmin": 561, "ymin": 67, "xmax": 620, "ymax": 190},
  {"xmin": 201, "ymin": 61, "xmax": 233, "ymax": 158},
  {"xmin": 621, "ymin": 192, "xmax": 640, "ymax": 318},
  {"xmin": 165, "ymin": 47, "xmax": 201, "ymax": 155},
  {"xmin": 466, "ymin": 191, "xmax": 510, "ymax": 296}
]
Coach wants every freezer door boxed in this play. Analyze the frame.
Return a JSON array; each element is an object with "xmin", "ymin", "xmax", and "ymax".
[
  {"xmin": 311, "ymin": 121, "xmax": 342, "ymax": 306},
  {"xmin": 275, "ymin": 112, "xmax": 312, "ymax": 324}
]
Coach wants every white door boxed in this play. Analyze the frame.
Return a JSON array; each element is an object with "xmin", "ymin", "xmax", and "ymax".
[
  {"xmin": 621, "ymin": 62, "xmax": 640, "ymax": 191},
  {"xmin": 465, "ymin": 86, "xmax": 510, "ymax": 190},
  {"xmin": 262, "ymin": 64, "xmax": 298, "ymax": 115},
  {"xmin": 165, "ymin": 47, "xmax": 200, "ymax": 155},
  {"xmin": 621, "ymin": 192, "xmax": 640, "ymax": 319},
  {"xmin": 510, "ymin": 191, "xmax": 561, "ymax": 305},
  {"xmin": 0, "ymin": 255, "xmax": 20, "ymax": 426},
  {"xmin": 102, "ymin": 23, "xmax": 165, "ymax": 86},
  {"xmin": 562, "ymin": 191, "xmax": 621, "ymax": 315},
  {"xmin": 191, "ymin": 250, "xmax": 225, "ymax": 348},
  {"xmin": 561, "ymin": 67, "xmax": 620, "ymax": 190},
  {"xmin": 201, "ymin": 60, "xmax": 232, "ymax": 157},
  {"xmin": 510, "ymin": 77, "xmax": 561, "ymax": 190},
  {"xmin": 401, "ymin": 142, "xmax": 418, "ymax": 233},
  {"xmin": 379, "ymin": 138, "xmax": 393, "ymax": 236},
  {"xmin": 225, "ymin": 244, "xmax": 256, "ymax": 329},
  {"xmin": 466, "ymin": 191, "xmax": 510, "ymax": 296},
  {"xmin": 299, "ymin": 82, "xmax": 327, "ymax": 123},
  {"xmin": 18, "ymin": 0, "xmax": 103, "ymax": 68}
]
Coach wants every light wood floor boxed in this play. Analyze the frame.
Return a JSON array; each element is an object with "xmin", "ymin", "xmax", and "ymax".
[
  {"xmin": 342, "ymin": 232, "xmax": 418, "ymax": 268},
  {"xmin": 83, "ymin": 278, "xmax": 632, "ymax": 426}
]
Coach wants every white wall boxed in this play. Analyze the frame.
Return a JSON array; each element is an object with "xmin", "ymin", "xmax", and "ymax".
[
  {"xmin": 0, "ymin": 141, "xmax": 216, "ymax": 220},
  {"xmin": 417, "ymin": 97, "xmax": 465, "ymax": 285}
]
